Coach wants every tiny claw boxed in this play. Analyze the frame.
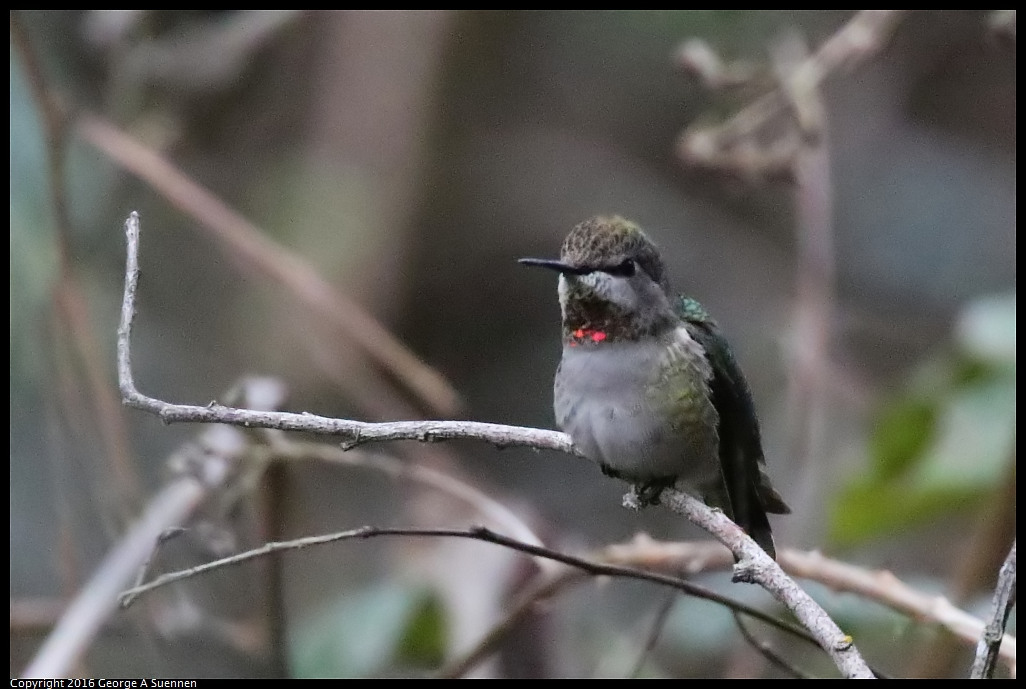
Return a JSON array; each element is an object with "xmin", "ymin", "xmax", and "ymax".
[
  {"xmin": 635, "ymin": 484, "xmax": 664, "ymax": 506},
  {"xmin": 632, "ymin": 478, "xmax": 678, "ymax": 507},
  {"xmin": 730, "ymin": 560, "xmax": 758, "ymax": 584},
  {"xmin": 340, "ymin": 429, "xmax": 362, "ymax": 451}
]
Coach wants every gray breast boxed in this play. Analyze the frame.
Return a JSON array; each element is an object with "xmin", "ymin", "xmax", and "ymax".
[{"xmin": 553, "ymin": 329, "xmax": 720, "ymax": 488}]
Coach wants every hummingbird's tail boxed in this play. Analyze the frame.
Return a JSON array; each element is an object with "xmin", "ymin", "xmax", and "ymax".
[
  {"xmin": 751, "ymin": 466, "xmax": 791, "ymax": 560},
  {"xmin": 740, "ymin": 502, "xmax": 778, "ymax": 561},
  {"xmin": 715, "ymin": 471, "xmax": 790, "ymax": 561}
]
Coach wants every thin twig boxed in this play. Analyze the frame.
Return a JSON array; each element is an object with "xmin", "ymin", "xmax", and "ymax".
[
  {"xmin": 629, "ymin": 590, "xmax": 678, "ymax": 678},
  {"xmin": 678, "ymin": 10, "xmax": 907, "ymax": 179},
  {"xmin": 733, "ymin": 610, "xmax": 810, "ymax": 679},
  {"xmin": 117, "ymin": 524, "xmax": 803, "ymax": 639},
  {"xmin": 659, "ymin": 491, "xmax": 871, "ymax": 678},
  {"xmin": 124, "ymin": 526, "xmax": 188, "ymax": 602},
  {"xmin": 116, "ymin": 213, "xmax": 565, "ymax": 452},
  {"xmin": 268, "ymin": 438, "xmax": 550, "ymax": 559},
  {"xmin": 970, "ymin": 541, "xmax": 1017, "ymax": 679},
  {"xmin": 603, "ymin": 535, "xmax": 1017, "ymax": 672},
  {"xmin": 437, "ymin": 541, "xmax": 816, "ymax": 679}
]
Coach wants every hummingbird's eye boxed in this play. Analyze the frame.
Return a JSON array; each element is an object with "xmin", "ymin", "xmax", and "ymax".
[{"xmin": 606, "ymin": 259, "xmax": 636, "ymax": 277}]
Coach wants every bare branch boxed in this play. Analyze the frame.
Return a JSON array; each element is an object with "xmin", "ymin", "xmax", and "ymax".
[
  {"xmin": 971, "ymin": 541, "xmax": 1017, "ymax": 679},
  {"xmin": 776, "ymin": 32, "xmax": 837, "ymax": 550},
  {"xmin": 733, "ymin": 610, "xmax": 812, "ymax": 679},
  {"xmin": 438, "ymin": 541, "xmax": 813, "ymax": 679},
  {"xmin": 117, "ymin": 212, "xmax": 573, "ymax": 454},
  {"xmin": 675, "ymin": 38, "xmax": 761, "ymax": 90},
  {"xmin": 783, "ymin": 548, "xmax": 1017, "ymax": 674},
  {"xmin": 110, "ymin": 522, "xmax": 847, "ymax": 678},
  {"xmin": 267, "ymin": 438, "xmax": 551, "ymax": 560},
  {"xmin": 629, "ymin": 590, "xmax": 678, "ymax": 678},
  {"xmin": 678, "ymin": 10, "xmax": 907, "ymax": 180},
  {"xmin": 604, "ymin": 537, "xmax": 1018, "ymax": 674},
  {"xmin": 659, "ymin": 490, "xmax": 872, "ymax": 678},
  {"xmin": 117, "ymin": 524, "xmax": 800, "ymax": 637}
]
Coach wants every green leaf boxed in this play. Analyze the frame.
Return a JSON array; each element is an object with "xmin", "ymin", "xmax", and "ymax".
[
  {"xmin": 830, "ymin": 294, "xmax": 1016, "ymax": 547},
  {"xmin": 830, "ymin": 479, "xmax": 985, "ymax": 547},
  {"xmin": 911, "ymin": 374, "xmax": 1015, "ymax": 491},
  {"xmin": 868, "ymin": 398, "xmax": 936, "ymax": 481},
  {"xmin": 290, "ymin": 583, "xmax": 447, "ymax": 678},
  {"xmin": 395, "ymin": 591, "xmax": 448, "ymax": 669}
]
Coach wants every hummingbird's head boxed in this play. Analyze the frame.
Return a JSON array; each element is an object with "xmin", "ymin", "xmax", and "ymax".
[{"xmin": 520, "ymin": 216, "xmax": 677, "ymax": 341}]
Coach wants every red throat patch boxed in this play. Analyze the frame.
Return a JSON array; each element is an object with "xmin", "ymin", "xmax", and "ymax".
[{"xmin": 568, "ymin": 328, "xmax": 608, "ymax": 346}]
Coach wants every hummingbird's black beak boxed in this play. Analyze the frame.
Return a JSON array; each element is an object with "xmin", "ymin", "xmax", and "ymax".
[{"xmin": 518, "ymin": 257, "xmax": 591, "ymax": 275}]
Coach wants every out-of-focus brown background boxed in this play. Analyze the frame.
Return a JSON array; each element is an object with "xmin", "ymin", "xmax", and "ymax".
[{"xmin": 10, "ymin": 10, "xmax": 1015, "ymax": 678}]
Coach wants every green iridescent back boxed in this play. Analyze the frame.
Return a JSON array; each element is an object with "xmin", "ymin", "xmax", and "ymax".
[{"xmin": 674, "ymin": 293, "xmax": 790, "ymax": 556}]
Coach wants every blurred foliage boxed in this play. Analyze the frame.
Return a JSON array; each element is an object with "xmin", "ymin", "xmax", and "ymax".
[
  {"xmin": 831, "ymin": 293, "xmax": 1016, "ymax": 546},
  {"xmin": 290, "ymin": 582, "xmax": 447, "ymax": 678},
  {"xmin": 394, "ymin": 590, "xmax": 448, "ymax": 670}
]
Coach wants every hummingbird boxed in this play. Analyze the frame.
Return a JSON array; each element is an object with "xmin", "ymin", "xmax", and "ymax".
[{"xmin": 519, "ymin": 216, "xmax": 790, "ymax": 559}]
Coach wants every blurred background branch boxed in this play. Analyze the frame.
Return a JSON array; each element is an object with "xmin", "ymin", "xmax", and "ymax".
[{"xmin": 78, "ymin": 116, "xmax": 462, "ymax": 418}]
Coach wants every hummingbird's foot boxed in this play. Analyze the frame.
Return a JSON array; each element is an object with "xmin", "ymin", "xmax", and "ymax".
[
  {"xmin": 634, "ymin": 483, "xmax": 666, "ymax": 506},
  {"xmin": 622, "ymin": 488, "xmax": 643, "ymax": 511},
  {"xmin": 622, "ymin": 485, "xmax": 662, "ymax": 510},
  {"xmin": 623, "ymin": 479, "xmax": 676, "ymax": 509},
  {"xmin": 730, "ymin": 559, "xmax": 759, "ymax": 584}
]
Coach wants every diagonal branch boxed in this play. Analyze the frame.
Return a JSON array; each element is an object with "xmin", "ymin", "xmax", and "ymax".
[
  {"xmin": 659, "ymin": 490, "xmax": 872, "ymax": 678},
  {"xmin": 971, "ymin": 540, "xmax": 1017, "ymax": 679}
]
